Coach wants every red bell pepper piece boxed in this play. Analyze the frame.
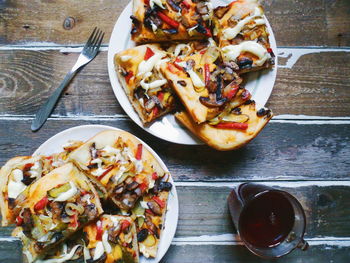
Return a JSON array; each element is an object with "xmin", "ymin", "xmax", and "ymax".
[
  {"xmin": 23, "ymin": 163, "xmax": 34, "ymax": 171},
  {"xmin": 173, "ymin": 62, "xmax": 185, "ymax": 72},
  {"xmin": 223, "ymin": 85, "xmax": 239, "ymax": 100},
  {"xmin": 152, "ymin": 106, "xmax": 159, "ymax": 117},
  {"xmin": 157, "ymin": 92, "xmax": 164, "ymax": 102},
  {"xmin": 96, "ymin": 220, "xmax": 103, "ymax": 240},
  {"xmin": 267, "ymin": 47, "xmax": 273, "ymax": 53},
  {"xmin": 139, "ymin": 182, "xmax": 148, "ymax": 192},
  {"xmin": 204, "ymin": 27, "xmax": 212, "ymax": 37},
  {"xmin": 16, "ymin": 216, "xmax": 23, "ymax": 226},
  {"xmin": 34, "ymin": 196, "xmax": 48, "ymax": 211},
  {"xmin": 204, "ymin": 64, "xmax": 210, "ymax": 87},
  {"xmin": 167, "ymin": 63, "xmax": 178, "ymax": 74},
  {"xmin": 181, "ymin": 0, "xmax": 191, "ymax": 9},
  {"xmin": 97, "ymin": 165, "xmax": 114, "ymax": 181},
  {"xmin": 69, "ymin": 213, "xmax": 79, "ymax": 230},
  {"xmin": 152, "ymin": 172, "xmax": 158, "ymax": 180},
  {"xmin": 145, "ymin": 209, "xmax": 155, "ymax": 216},
  {"xmin": 144, "ymin": 47, "xmax": 155, "ymax": 60},
  {"xmin": 152, "ymin": 196, "xmax": 165, "ymax": 208},
  {"xmin": 157, "ymin": 11, "xmax": 179, "ymax": 28},
  {"xmin": 125, "ymin": 71, "xmax": 134, "ymax": 84},
  {"xmin": 121, "ymin": 220, "xmax": 131, "ymax": 231},
  {"xmin": 214, "ymin": 122, "xmax": 248, "ymax": 130},
  {"xmin": 144, "ymin": 0, "xmax": 150, "ymax": 5},
  {"xmin": 136, "ymin": 144, "xmax": 143, "ymax": 160}
]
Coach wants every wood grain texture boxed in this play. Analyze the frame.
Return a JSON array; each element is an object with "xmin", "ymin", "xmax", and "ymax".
[
  {"xmin": 1, "ymin": 0, "xmax": 349, "ymax": 46},
  {"xmin": 0, "ymin": 50, "xmax": 350, "ymax": 117},
  {"xmin": 160, "ymin": 244, "xmax": 350, "ymax": 263},
  {"xmin": 0, "ymin": 120, "xmax": 349, "ymax": 181}
]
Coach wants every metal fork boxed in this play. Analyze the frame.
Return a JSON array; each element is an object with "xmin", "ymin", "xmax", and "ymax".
[{"xmin": 31, "ymin": 27, "xmax": 104, "ymax": 132}]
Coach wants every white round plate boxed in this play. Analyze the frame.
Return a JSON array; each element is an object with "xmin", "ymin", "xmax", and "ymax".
[
  {"xmin": 107, "ymin": 0, "xmax": 277, "ymax": 145},
  {"xmin": 33, "ymin": 125, "xmax": 179, "ymax": 263}
]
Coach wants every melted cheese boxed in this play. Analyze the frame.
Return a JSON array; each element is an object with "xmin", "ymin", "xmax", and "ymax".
[
  {"xmin": 28, "ymin": 161, "xmax": 42, "ymax": 178},
  {"xmin": 8, "ymin": 180, "xmax": 26, "ymax": 199},
  {"xmin": 150, "ymin": 0, "xmax": 165, "ymax": 9},
  {"xmin": 222, "ymin": 41, "xmax": 269, "ymax": 66},
  {"xmin": 113, "ymin": 166, "xmax": 126, "ymax": 182},
  {"xmin": 120, "ymin": 55, "xmax": 132, "ymax": 62},
  {"xmin": 137, "ymin": 52, "xmax": 164, "ymax": 77},
  {"xmin": 102, "ymin": 145, "xmax": 120, "ymax": 156},
  {"xmin": 188, "ymin": 69, "xmax": 205, "ymax": 89},
  {"xmin": 93, "ymin": 241, "xmax": 105, "ymax": 260},
  {"xmin": 223, "ymin": 7, "xmax": 263, "ymax": 40},
  {"xmin": 54, "ymin": 182, "xmax": 77, "ymax": 202},
  {"xmin": 174, "ymin": 44, "xmax": 192, "ymax": 57},
  {"xmin": 141, "ymin": 78, "xmax": 167, "ymax": 91},
  {"xmin": 140, "ymin": 201, "xmax": 149, "ymax": 209},
  {"xmin": 102, "ymin": 231, "xmax": 112, "ymax": 254},
  {"xmin": 12, "ymin": 169, "xmax": 23, "ymax": 181},
  {"xmin": 139, "ymin": 243, "xmax": 151, "ymax": 258}
]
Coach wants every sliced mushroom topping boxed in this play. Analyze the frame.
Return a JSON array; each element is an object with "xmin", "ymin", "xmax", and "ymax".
[
  {"xmin": 84, "ymin": 203, "xmax": 97, "ymax": 221},
  {"xmin": 241, "ymin": 90, "xmax": 251, "ymax": 100},
  {"xmin": 114, "ymin": 185, "xmax": 124, "ymax": 195},
  {"xmin": 177, "ymin": 80, "xmax": 187, "ymax": 86},
  {"xmin": 134, "ymin": 187, "xmax": 142, "ymax": 197},
  {"xmin": 108, "ymin": 224, "xmax": 122, "ymax": 243},
  {"xmin": 147, "ymin": 200, "xmax": 162, "ymax": 215},
  {"xmin": 130, "ymin": 15, "xmax": 140, "ymax": 26},
  {"xmin": 214, "ymin": 5, "xmax": 230, "ymax": 19},
  {"xmin": 126, "ymin": 181, "xmax": 139, "ymax": 191},
  {"xmin": 89, "ymin": 143, "xmax": 97, "ymax": 159},
  {"xmin": 121, "ymin": 193, "xmax": 138, "ymax": 209},
  {"xmin": 158, "ymin": 181, "xmax": 172, "ymax": 191},
  {"xmin": 199, "ymin": 94, "xmax": 227, "ymax": 108},
  {"xmin": 222, "ymin": 61, "xmax": 239, "ymax": 71},
  {"xmin": 22, "ymin": 208, "xmax": 34, "ymax": 237},
  {"xmin": 134, "ymin": 86, "xmax": 146, "ymax": 100},
  {"xmin": 49, "ymin": 201, "xmax": 64, "ymax": 221},
  {"xmin": 222, "ymin": 66, "xmax": 234, "ymax": 81},
  {"xmin": 207, "ymin": 80, "xmax": 218, "ymax": 93},
  {"xmin": 145, "ymin": 215, "xmax": 159, "ymax": 237},
  {"xmin": 22, "ymin": 175, "xmax": 35, "ymax": 186},
  {"xmin": 167, "ymin": 0, "xmax": 181, "ymax": 12},
  {"xmin": 144, "ymin": 98, "xmax": 156, "ymax": 112},
  {"xmin": 232, "ymin": 107, "xmax": 242, "ymax": 115}
]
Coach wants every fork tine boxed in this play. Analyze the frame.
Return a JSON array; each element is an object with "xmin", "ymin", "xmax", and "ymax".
[
  {"xmin": 93, "ymin": 30, "xmax": 104, "ymax": 49},
  {"xmin": 90, "ymin": 28, "xmax": 101, "ymax": 49},
  {"xmin": 84, "ymin": 27, "xmax": 97, "ymax": 49},
  {"xmin": 95, "ymin": 32, "xmax": 104, "ymax": 50}
]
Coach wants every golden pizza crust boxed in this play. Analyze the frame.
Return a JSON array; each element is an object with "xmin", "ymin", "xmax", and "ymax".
[{"xmin": 175, "ymin": 102, "xmax": 272, "ymax": 151}]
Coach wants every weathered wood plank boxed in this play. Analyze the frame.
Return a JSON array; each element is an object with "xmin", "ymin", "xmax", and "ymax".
[
  {"xmin": 1, "ymin": 0, "xmax": 349, "ymax": 46},
  {"xmin": 0, "ymin": 50, "xmax": 350, "ymax": 117},
  {"xmin": 0, "ymin": 239, "xmax": 23, "ymax": 263},
  {"xmin": 160, "ymin": 244, "xmax": 350, "ymax": 263},
  {"xmin": 0, "ymin": 120, "xmax": 349, "ymax": 181}
]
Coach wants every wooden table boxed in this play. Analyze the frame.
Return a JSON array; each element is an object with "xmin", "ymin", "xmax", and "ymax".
[{"xmin": 0, "ymin": 0, "xmax": 349, "ymax": 262}]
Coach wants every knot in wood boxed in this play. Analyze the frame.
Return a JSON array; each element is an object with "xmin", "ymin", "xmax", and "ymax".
[{"xmin": 63, "ymin": 17, "xmax": 75, "ymax": 30}]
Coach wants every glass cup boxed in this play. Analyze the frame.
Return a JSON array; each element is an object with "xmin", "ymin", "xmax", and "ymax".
[{"xmin": 227, "ymin": 183, "xmax": 308, "ymax": 259}]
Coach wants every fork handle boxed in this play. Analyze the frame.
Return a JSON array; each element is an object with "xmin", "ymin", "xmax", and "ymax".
[{"xmin": 31, "ymin": 70, "xmax": 77, "ymax": 132}]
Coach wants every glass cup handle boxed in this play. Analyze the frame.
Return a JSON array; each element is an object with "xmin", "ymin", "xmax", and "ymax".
[{"xmin": 297, "ymin": 239, "xmax": 309, "ymax": 251}]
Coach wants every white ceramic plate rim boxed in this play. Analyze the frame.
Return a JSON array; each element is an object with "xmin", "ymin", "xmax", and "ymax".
[
  {"xmin": 107, "ymin": 0, "xmax": 277, "ymax": 145},
  {"xmin": 33, "ymin": 125, "xmax": 179, "ymax": 263}
]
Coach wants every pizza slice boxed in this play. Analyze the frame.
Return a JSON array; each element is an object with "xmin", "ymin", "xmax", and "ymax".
[
  {"xmin": 11, "ymin": 163, "xmax": 103, "ymax": 262},
  {"xmin": 131, "ymin": 0, "xmax": 213, "ymax": 43},
  {"xmin": 83, "ymin": 215, "xmax": 139, "ymax": 263},
  {"xmin": 115, "ymin": 44, "xmax": 176, "ymax": 123},
  {"xmin": 175, "ymin": 100, "xmax": 273, "ymax": 150},
  {"xmin": 160, "ymin": 40, "xmax": 244, "ymax": 124},
  {"xmin": 131, "ymin": 176, "xmax": 172, "ymax": 258},
  {"xmin": 213, "ymin": 0, "xmax": 275, "ymax": 73},
  {"xmin": 68, "ymin": 130, "xmax": 168, "ymax": 211}
]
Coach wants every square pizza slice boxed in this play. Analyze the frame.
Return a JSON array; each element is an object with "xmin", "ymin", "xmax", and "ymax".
[
  {"xmin": 83, "ymin": 215, "xmax": 139, "ymax": 263},
  {"xmin": 115, "ymin": 44, "xmax": 176, "ymax": 123},
  {"xmin": 213, "ymin": 0, "xmax": 275, "ymax": 73},
  {"xmin": 175, "ymin": 100, "xmax": 273, "ymax": 150},
  {"xmin": 131, "ymin": 0, "xmax": 213, "ymax": 43},
  {"xmin": 160, "ymin": 40, "xmax": 245, "ymax": 124},
  {"xmin": 131, "ymin": 177, "xmax": 172, "ymax": 258},
  {"xmin": 68, "ymin": 130, "xmax": 169, "ymax": 211},
  {"xmin": 11, "ymin": 163, "xmax": 103, "ymax": 262}
]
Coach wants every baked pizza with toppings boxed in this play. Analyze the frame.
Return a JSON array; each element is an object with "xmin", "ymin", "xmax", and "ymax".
[
  {"xmin": 131, "ymin": 0, "xmax": 213, "ymax": 43},
  {"xmin": 115, "ymin": 44, "xmax": 176, "ymax": 123},
  {"xmin": 131, "ymin": 175, "xmax": 172, "ymax": 258},
  {"xmin": 68, "ymin": 130, "xmax": 168, "ymax": 211},
  {"xmin": 213, "ymin": 0, "xmax": 275, "ymax": 73},
  {"xmin": 161, "ymin": 40, "xmax": 244, "ymax": 124},
  {"xmin": 11, "ymin": 163, "xmax": 103, "ymax": 262},
  {"xmin": 175, "ymin": 100, "xmax": 273, "ymax": 150},
  {"xmin": 83, "ymin": 215, "xmax": 139, "ymax": 263}
]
